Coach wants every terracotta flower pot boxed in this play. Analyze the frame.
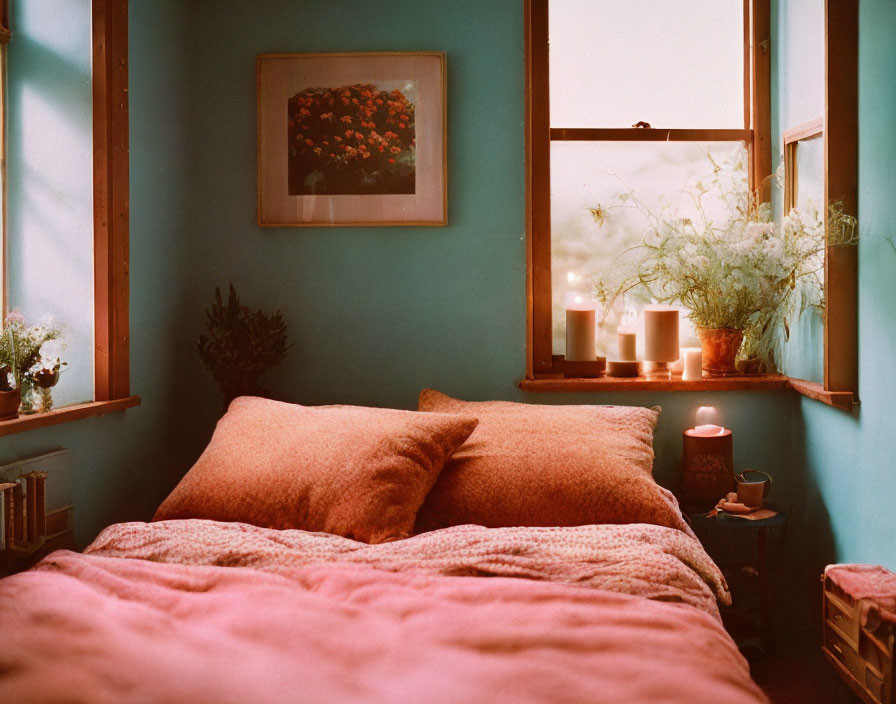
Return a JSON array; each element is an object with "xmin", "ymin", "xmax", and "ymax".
[
  {"xmin": 0, "ymin": 388, "xmax": 21, "ymax": 421},
  {"xmin": 697, "ymin": 327, "xmax": 744, "ymax": 377}
]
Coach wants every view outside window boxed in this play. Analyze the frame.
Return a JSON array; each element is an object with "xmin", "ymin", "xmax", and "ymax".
[
  {"xmin": 549, "ymin": 0, "xmax": 744, "ymax": 128},
  {"xmin": 547, "ymin": 0, "xmax": 747, "ymax": 360},
  {"xmin": 550, "ymin": 141, "xmax": 747, "ymax": 357},
  {"xmin": 5, "ymin": 0, "xmax": 95, "ymax": 406}
]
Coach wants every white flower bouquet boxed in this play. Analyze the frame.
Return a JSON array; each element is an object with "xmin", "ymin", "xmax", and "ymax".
[{"xmin": 593, "ymin": 151, "xmax": 855, "ymax": 370}]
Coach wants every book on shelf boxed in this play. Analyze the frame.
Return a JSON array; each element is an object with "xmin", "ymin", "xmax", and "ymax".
[{"xmin": 0, "ymin": 482, "xmax": 16, "ymax": 550}]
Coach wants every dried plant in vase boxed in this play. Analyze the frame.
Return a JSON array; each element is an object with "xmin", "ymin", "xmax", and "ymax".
[
  {"xmin": 592, "ymin": 152, "xmax": 857, "ymax": 374},
  {"xmin": 197, "ymin": 284, "xmax": 292, "ymax": 409}
]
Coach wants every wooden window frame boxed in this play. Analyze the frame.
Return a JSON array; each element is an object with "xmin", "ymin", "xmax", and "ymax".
[
  {"xmin": 524, "ymin": 0, "xmax": 857, "ymax": 409},
  {"xmin": 821, "ymin": 0, "xmax": 858, "ymax": 401},
  {"xmin": 775, "ymin": 0, "xmax": 858, "ymax": 409},
  {"xmin": 525, "ymin": 0, "xmax": 772, "ymax": 380},
  {"xmin": 0, "ymin": 0, "xmax": 139, "ymax": 436},
  {"xmin": 782, "ymin": 116, "xmax": 824, "ymax": 212}
]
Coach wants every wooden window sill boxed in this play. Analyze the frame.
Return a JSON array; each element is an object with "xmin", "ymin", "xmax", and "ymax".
[
  {"xmin": 0, "ymin": 396, "xmax": 141, "ymax": 437},
  {"xmin": 786, "ymin": 379, "xmax": 855, "ymax": 411},
  {"xmin": 519, "ymin": 375, "xmax": 856, "ymax": 410},
  {"xmin": 519, "ymin": 374, "xmax": 790, "ymax": 393}
]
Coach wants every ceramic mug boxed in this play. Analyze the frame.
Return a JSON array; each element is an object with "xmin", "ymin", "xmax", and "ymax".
[{"xmin": 735, "ymin": 469, "xmax": 772, "ymax": 508}]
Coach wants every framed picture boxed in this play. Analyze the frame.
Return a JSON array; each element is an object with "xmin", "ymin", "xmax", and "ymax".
[{"xmin": 257, "ymin": 52, "xmax": 447, "ymax": 227}]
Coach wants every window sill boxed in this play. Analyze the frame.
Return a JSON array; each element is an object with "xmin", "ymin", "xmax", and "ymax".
[
  {"xmin": 519, "ymin": 375, "xmax": 856, "ymax": 410},
  {"xmin": 0, "ymin": 396, "xmax": 141, "ymax": 437},
  {"xmin": 519, "ymin": 374, "xmax": 790, "ymax": 393},
  {"xmin": 786, "ymin": 379, "xmax": 855, "ymax": 411}
]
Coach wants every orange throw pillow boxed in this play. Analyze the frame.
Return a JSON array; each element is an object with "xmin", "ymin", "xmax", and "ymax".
[
  {"xmin": 415, "ymin": 390, "xmax": 687, "ymax": 533},
  {"xmin": 154, "ymin": 397, "xmax": 478, "ymax": 543}
]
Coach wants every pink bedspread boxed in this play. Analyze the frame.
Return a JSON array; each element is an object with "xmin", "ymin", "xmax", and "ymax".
[{"xmin": 0, "ymin": 520, "xmax": 767, "ymax": 704}]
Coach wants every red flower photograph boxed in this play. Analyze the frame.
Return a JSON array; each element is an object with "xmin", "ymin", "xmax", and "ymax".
[
  {"xmin": 258, "ymin": 52, "xmax": 445, "ymax": 226},
  {"xmin": 288, "ymin": 83, "xmax": 416, "ymax": 195}
]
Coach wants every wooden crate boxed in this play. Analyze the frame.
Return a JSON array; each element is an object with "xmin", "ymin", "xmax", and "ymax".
[{"xmin": 823, "ymin": 573, "xmax": 895, "ymax": 704}]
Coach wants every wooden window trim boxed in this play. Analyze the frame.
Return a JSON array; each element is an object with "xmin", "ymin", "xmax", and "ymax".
[
  {"xmin": 822, "ymin": 0, "xmax": 858, "ymax": 399},
  {"xmin": 0, "ymin": 396, "xmax": 140, "ymax": 437},
  {"xmin": 782, "ymin": 116, "xmax": 823, "ymax": 212},
  {"xmin": 524, "ymin": 0, "xmax": 772, "ymax": 381},
  {"xmin": 776, "ymin": 2, "xmax": 859, "ymax": 410},
  {"xmin": 92, "ymin": 0, "xmax": 131, "ymax": 402},
  {"xmin": 525, "ymin": 0, "xmax": 552, "ymax": 377},
  {"xmin": 549, "ymin": 128, "xmax": 752, "ymax": 142},
  {"xmin": 750, "ymin": 0, "xmax": 773, "ymax": 200},
  {"xmin": 0, "ymin": 0, "xmax": 138, "ymax": 436},
  {"xmin": 1, "ymin": 0, "xmax": 8, "ymax": 312}
]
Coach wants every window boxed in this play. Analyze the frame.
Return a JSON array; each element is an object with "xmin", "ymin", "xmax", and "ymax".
[
  {"xmin": 525, "ymin": 0, "xmax": 771, "ymax": 380},
  {"xmin": 0, "ymin": 0, "xmax": 136, "ymax": 434}
]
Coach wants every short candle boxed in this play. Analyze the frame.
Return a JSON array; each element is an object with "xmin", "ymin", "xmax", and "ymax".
[
  {"xmin": 617, "ymin": 330, "xmax": 637, "ymax": 362},
  {"xmin": 682, "ymin": 347, "xmax": 702, "ymax": 381}
]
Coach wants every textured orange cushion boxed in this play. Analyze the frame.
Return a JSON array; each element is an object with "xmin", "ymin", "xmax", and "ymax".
[
  {"xmin": 415, "ymin": 390, "xmax": 687, "ymax": 533},
  {"xmin": 154, "ymin": 397, "xmax": 478, "ymax": 543}
]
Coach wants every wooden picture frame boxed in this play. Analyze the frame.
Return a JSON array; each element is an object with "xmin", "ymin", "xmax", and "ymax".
[{"xmin": 257, "ymin": 52, "xmax": 447, "ymax": 227}]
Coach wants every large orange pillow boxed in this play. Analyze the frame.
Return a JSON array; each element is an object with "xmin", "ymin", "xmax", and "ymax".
[
  {"xmin": 154, "ymin": 397, "xmax": 478, "ymax": 543},
  {"xmin": 415, "ymin": 390, "xmax": 688, "ymax": 533}
]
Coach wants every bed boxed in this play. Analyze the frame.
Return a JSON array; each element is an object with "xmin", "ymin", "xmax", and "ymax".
[{"xmin": 0, "ymin": 392, "xmax": 769, "ymax": 703}]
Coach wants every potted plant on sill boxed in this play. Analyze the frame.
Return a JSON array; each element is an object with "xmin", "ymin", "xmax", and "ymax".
[
  {"xmin": 197, "ymin": 284, "xmax": 292, "ymax": 410},
  {"xmin": 0, "ymin": 311, "xmax": 65, "ymax": 419},
  {"xmin": 592, "ymin": 152, "xmax": 856, "ymax": 375}
]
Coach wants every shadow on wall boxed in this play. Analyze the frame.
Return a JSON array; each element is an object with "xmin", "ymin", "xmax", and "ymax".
[{"xmin": 771, "ymin": 403, "xmax": 861, "ymax": 650}]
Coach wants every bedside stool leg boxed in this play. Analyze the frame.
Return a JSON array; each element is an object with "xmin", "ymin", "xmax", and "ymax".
[{"xmin": 758, "ymin": 526, "xmax": 773, "ymax": 653}]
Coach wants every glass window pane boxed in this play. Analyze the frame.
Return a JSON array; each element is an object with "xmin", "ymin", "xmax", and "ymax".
[
  {"xmin": 778, "ymin": 135, "xmax": 824, "ymax": 384},
  {"xmin": 777, "ymin": 0, "xmax": 824, "ymax": 128},
  {"xmin": 549, "ymin": 0, "xmax": 744, "ymax": 128},
  {"xmin": 6, "ymin": 2, "xmax": 95, "ymax": 406},
  {"xmin": 795, "ymin": 135, "xmax": 823, "ymax": 211},
  {"xmin": 550, "ymin": 141, "xmax": 747, "ymax": 356}
]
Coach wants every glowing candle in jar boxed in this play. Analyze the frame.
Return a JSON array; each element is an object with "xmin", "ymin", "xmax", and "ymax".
[
  {"xmin": 682, "ymin": 347, "xmax": 702, "ymax": 381},
  {"xmin": 617, "ymin": 329, "xmax": 637, "ymax": 362},
  {"xmin": 692, "ymin": 405, "xmax": 725, "ymax": 436},
  {"xmin": 565, "ymin": 295, "xmax": 596, "ymax": 362},
  {"xmin": 682, "ymin": 405, "xmax": 734, "ymax": 511}
]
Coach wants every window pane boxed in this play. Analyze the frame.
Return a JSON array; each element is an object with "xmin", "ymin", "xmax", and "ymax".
[
  {"xmin": 550, "ymin": 141, "xmax": 747, "ymax": 356},
  {"xmin": 6, "ymin": 0, "xmax": 94, "ymax": 407},
  {"xmin": 778, "ymin": 135, "xmax": 824, "ymax": 384},
  {"xmin": 549, "ymin": 0, "xmax": 744, "ymax": 128},
  {"xmin": 795, "ymin": 135, "xmax": 823, "ymax": 211}
]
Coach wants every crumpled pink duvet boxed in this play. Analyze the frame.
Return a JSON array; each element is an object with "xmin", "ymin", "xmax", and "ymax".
[{"xmin": 0, "ymin": 520, "xmax": 768, "ymax": 704}]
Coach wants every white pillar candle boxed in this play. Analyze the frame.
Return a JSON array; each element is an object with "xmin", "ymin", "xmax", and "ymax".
[
  {"xmin": 617, "ymin": 330, "xmax": 637, "ymax": 361},
  {"xmin": 682, "ymin": 347, "xmax": 702, "ymax": 381},
  {"xmin": 643, "ymin": 305, "xmax": 680, "ymax": 363},
  {"xmin": 565, "ymin": 298, "xmax": 596, "ymax": 362}
]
